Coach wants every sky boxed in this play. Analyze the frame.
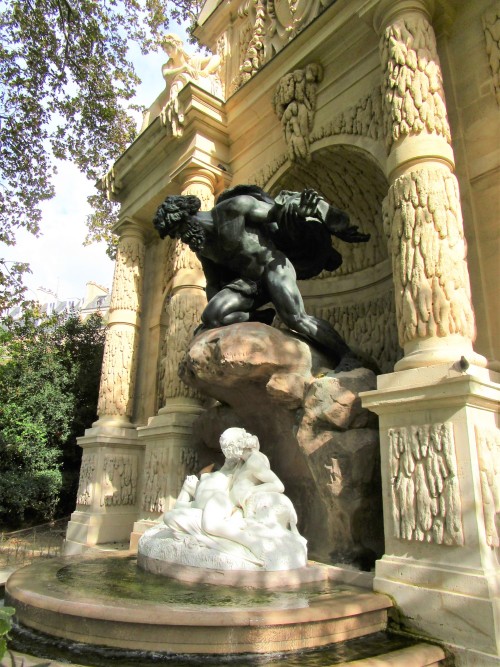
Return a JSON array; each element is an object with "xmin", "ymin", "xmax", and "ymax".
[{"xmin": 3, "ymin": 31, "xmax": 192, "ymax": 304}]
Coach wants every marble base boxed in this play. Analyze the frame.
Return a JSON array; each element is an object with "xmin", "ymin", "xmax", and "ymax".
[
  {"xmin": 138, "ymin": 554, "xmax": 328, "ymax": 589},
  {"xmin": 137, "ymin": 521, "xmax": 308, "ymax": 572}
]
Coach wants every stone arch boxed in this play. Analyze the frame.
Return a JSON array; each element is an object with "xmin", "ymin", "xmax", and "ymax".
[{"xmin": 266, "ymin": 144, "xmax": 402, "ymax": 372}]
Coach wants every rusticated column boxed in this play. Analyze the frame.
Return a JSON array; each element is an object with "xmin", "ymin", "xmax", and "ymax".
[
  {"xmin": 157, "ymin": 168, "xmax": 215, "ymax": 412},
  {"xmin": 96, "ymin": 218, "xmax": 146, "ymax": 426},
  {"xmin": 375, "ymin": 0, "xmax": 484, "ymax": 370},
  {"xmin": 132, "ymin": 169, "xmax": 217, "ymax": 544},
  {"xmin": 361, "ymin": 4, "xmax": 500, "ymax": 664}
]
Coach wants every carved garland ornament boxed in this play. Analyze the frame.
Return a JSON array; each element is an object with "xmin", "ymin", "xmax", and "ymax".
[
  {"xmin": 383, "ymin": 168, "xmax": 475, "ymax": 347},
  {"xmin": 273, "ymin": 64, "xmax": 323, "ymax": 161},
  {"xmin": 389, "ymin": 422, "xmax": 464, "ymax": 546},
  {"xmin": 232, "ymin": 0, "xmax": 335, "ymax": 89},
  {"xmin": 380, "ymin": 13, "xmax": 451, "ymax": 150},
  {"xmin": 475, "ymin": 424, "xmax": 500, "ymax": 548}
]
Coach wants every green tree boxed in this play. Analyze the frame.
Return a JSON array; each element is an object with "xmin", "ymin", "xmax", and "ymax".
[
  {"xmin": 0, "ymin": 308, "xmax": 105, "ymax": 527},
  {"xmin": 0, "ymin": 0, "xmax": 203, "ymax": 310}
]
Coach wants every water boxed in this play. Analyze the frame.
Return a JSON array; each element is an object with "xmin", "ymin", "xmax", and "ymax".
[
  {"xmin": 52, "ymin": 556, "xmax": 347, "ymax": 609},
  {"xmin": 5, "ymin": 556, "xmax": 418, "ymax": 666},
  {"xmin": 10, "ymin": 624, "xmax": 417, "ymax": 667}
]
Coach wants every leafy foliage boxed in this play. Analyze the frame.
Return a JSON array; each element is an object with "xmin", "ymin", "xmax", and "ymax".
[
  {"xmin": 0, "ymin": 607, "xmax": 15, "ymax": 660},
  {"xmin": 0, "ymin": 0, "xmax": 203, "ymax": 304},
  {"xmin": 0, "ymin": 308, "xmax": 105, "ymax": 527}
]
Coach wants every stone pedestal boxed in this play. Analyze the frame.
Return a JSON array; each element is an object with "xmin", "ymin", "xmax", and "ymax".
[
  {"xmin": 65, "ymin": 425, "xmax": 143, "ymax": 554},
  {"xmin": 362, "ymin": 363, "xmax": 500, "ymax": 666},
  {"xmin": 129, "ymin": 399, "xmax": 208, "ymax": 550}
]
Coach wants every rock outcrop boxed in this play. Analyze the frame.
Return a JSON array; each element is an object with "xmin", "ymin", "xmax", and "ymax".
[{"xmin": 180, "ymin": 322, "xmax": 383, "ymax": 569}]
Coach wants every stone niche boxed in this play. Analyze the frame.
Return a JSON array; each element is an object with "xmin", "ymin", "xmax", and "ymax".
[{"xmin": 180, "ymin": 321, "xmax": 384, "ymax": 570}]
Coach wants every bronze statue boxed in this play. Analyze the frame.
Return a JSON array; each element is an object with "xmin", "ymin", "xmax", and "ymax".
[{"xmin": 153, "ymin": 185, "xmax": 370, "ymax": 371}]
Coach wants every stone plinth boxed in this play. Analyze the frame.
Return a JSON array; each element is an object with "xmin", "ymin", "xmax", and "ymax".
[
  {"xmin": 64, "ymin": 425, "xmax": 143, "ymax": 554},
  {"xmin": 362, "ymin": 363, "xmax": 500, "ymax": 666},
  {"xmin": 179, "ymin": 322, "xmax": 383, "ymax": 568}
]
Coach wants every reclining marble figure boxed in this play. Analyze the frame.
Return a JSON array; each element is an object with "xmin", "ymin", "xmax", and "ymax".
[
  {"xmin": 153, "ymin": 185, "xmax": 370, "ymax": 371},
  {"xmin": 138, "ymin": 428, "xmax": 308, "ymax": 571}
]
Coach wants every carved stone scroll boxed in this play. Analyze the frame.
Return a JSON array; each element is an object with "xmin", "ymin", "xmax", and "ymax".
[
  {"xmin": 380, "ymin": 12, "xmax": 451, "ymax": 150},
  {"xmin": 76, "ymin": 453, "xmax": 96, "ymax": 506},
  {"xmin": 475, "ymin": 424, "xmax": 500, "ymax": 548},
  {"xmin": 101, "ymin": 455, "xmax": 138, "ymax": 507},
  {"xmin": 383, "ymin": 168, "xmax": 475, "ymax": 347},
  {"xmin": 388, "ymin": 422, "xmax": 464, "ymax": 546},
  {"xmin": 483, "ymin": 2, "xmax": 500, "ymax": 105},
  {"xmin": 273, "ymin": 64, "xmax": 323, "ymax": 161}
]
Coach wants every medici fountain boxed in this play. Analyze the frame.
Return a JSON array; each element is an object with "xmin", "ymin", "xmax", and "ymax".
[
  {"xmin": 4, "ymin": 187, "xmax": 448, "ymax": 666},
  {"xmin": 4, "ymin": 1, "xmax": 500, "ymax": 660}
]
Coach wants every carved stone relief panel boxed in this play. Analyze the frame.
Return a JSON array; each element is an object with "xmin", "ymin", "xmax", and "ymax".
[
  {"xmin": 475, "ymin": 424, "xmax": 500, "ymax": 548},
  {"xmin": 382, "ymin": 168, "xmax": 475, "ymax": 347},
  {"xmin": 380, "ymin": 13, "xmax": 451, "ymax": 150},
  {"xmin": 388, "ymin": 422, "xmax": 464, "ymax": 546},
  {"xmin": 76, "ymin": 453, "xmax": 97, "ymax": 506},
  {"xmin": 101, "ymin": 454, "xmax": 138, "ymax": 507},
  {"xmin": 273, "ymin": 64, "xmax": 323, "ymax": 161},
  {"xmin": 142, "ymin": 445, "xmax": 199, "ymax": 514},
  {"xmin": 313, "ymin": 289, "xmax": 401, "ymax": 374},
  {"xmin": 311, "ymin": 86, "xmax": 384, "ymax": 143},
  {"xmin": 142, "ymin": 447, "xmax": 169, "ymax": 513},
  {"xmin": 483, "ymin": 2, "xmax": 500, "ymax": 105}
]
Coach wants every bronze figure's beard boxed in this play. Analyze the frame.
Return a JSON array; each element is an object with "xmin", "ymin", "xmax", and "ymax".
[{"xmin": 181, "ymin": 219, "xmax": 206, "ymax": 252}]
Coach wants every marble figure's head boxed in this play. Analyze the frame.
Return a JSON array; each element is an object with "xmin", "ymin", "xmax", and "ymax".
[
  {"xmin": 219, "ymin": 428, "xmax": 259, "ymax": 461},
  {"xmin": 161, "ymin": 34, "xmax": 186, "ymax": 59}
]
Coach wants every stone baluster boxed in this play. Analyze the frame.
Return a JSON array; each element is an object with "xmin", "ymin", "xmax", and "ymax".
[
  {"xmin": 374, "ymin": 0, "xmax": 484, "ymax": 370},
  {"xmin": 96, "ymin": 218, "xmax": 146, "ymax": 427}
]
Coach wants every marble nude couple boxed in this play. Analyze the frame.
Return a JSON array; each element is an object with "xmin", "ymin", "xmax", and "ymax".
[{"xmin": 139, "ymin": 428, "xmax": 307, "ymax": 571}]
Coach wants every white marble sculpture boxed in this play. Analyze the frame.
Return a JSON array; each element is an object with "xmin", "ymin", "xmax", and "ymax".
[
  {"xmin": 161, "ymin": 33, "xmax": 222, "ymax": 99},
  {"xmin": 138, "ymin": 428, "xmax": 307, "ymax": 571}
]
